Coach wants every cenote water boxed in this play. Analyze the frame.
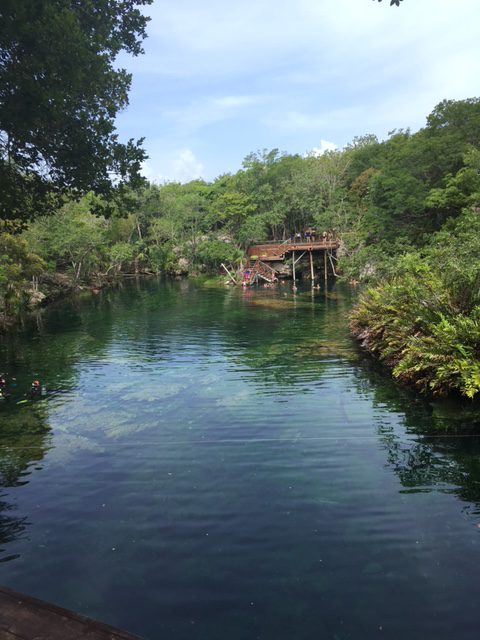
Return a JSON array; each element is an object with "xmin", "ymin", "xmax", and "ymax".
[{"xmin": 1, "ymin": 278, "xmax": 480, "ymax": 639}]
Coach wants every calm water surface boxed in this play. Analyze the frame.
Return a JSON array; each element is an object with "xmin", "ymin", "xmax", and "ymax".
[{"xmin": 1, "ymin": 279, "xmax": 480, "ymax": 639}]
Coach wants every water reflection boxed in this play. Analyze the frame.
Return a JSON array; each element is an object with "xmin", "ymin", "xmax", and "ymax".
[
  {"xmin": 351, "ymin": 362, "xmax": 480, "ymax": 523},
  {"xmin": 0, "ymin": 279, "xmax": 479, "ymax": 639},
  {"xmin": 0, "ymin": 405, "xmax": 52, "ymax": 561}
]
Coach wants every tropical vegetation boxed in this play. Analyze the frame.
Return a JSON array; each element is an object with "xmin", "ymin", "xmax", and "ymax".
[{"xmin": 0, "ymin": 1, "xmax": 478, "ymax": 397}]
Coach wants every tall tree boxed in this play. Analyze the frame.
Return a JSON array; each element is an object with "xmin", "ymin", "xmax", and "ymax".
[{"xmin": 0, "ymin": 0, "xmax": 152, "ymax": 221}]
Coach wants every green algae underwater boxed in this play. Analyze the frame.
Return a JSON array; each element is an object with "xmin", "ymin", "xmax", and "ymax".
[{"xmin": 1, "ymin": 278, "xmax": 480, "ymax": 640}]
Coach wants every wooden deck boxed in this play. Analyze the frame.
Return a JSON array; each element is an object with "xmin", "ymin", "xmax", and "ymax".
[
  {"xmin": 247, "ymin": 240, "xmax": 339, "ymax": 261},
  {"xmin": 0, "ymin": 586, "xmax": 142, "ymax": 640}
]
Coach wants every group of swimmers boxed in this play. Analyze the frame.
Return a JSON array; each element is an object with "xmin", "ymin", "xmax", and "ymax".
[{"xmin": 0, "ymin": 374, "xmax": 46, "ymax": 401}]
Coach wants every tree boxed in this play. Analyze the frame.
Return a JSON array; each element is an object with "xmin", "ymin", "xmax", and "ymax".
[
  {"xmin": 425, "ymin": 148, "xmax": 480, "ymax": 217},
  {"xmin": 106, "ymin": 242, "xmax": 135, "ymax": 275},
  {"xmin": 26, "ymin": 197, "xmax": 107, "ymax": 281},
  {"xmin": 209, "ymin": 191, "xmax": 256, "ymax": 235},
  {"xmin": 196, "ymin": 239, "xmax": 243, "ymax": 270},
  {"xmin": 236, "ymin": 150, "xmax": 305, "ymax": 240},
  {"xmin": 0, "ymin": 234, "xmax": 45, "ymax": 318},
  {"xmin": 0, "ymin": 0, "xmax": 152, "ymax": 221}
]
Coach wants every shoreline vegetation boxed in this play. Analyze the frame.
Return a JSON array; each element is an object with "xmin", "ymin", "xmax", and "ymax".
[{"xmin": 2, "ymin": 98, "xmax": 480, "ymax": 399}]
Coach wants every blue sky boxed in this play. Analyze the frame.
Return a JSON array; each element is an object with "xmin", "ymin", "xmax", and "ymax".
[{"xmin": 116, "ymin": 0, "xmax": 480, "ymax": 183}]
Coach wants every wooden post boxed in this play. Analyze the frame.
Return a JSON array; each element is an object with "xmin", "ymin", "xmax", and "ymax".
[
  {"xmin": 309, "ymin": 251, "xmax": 314, "ymax": 283},
  {"xmin": 221, "ymin": 263, "xmax": 237, "ymax": 284},
  {"xmin": 327, "ymin": 251, "xmax": 339, "ymax": 277},
  {"xmin": 292, "ymin": 250, "xmax": 296, "ymax": 285},
  {"xmin": 324, "ymin": 250, "xmax": 327, "ymax": 284}
]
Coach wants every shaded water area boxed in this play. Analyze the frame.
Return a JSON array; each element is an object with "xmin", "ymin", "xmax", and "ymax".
[{"xmin": 1, "ymin": 278, "xmax": 480, "ymax": 639}]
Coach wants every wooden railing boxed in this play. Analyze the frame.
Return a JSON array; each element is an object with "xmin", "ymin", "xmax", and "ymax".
[
  {"xmin": 248, "ymin": 239, "xmax": 339, "ymax": 261},
  {"xmin": 246, "ymin": 259, "xmax": 278, "ymax": 284}
]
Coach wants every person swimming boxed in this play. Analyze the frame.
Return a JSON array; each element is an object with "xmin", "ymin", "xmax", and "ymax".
[
  {"xmin": 0, "ymin": 375, "xmax": 8, "ymax": 400},
  {"xmin": 31, "ymin": 380, "xmax": 41, "ymax": 396}
]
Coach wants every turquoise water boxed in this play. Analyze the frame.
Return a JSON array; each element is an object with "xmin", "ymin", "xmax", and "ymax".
[{"xmin": 1, "ymin": 279, "xmax": 480, "ymax": 639}]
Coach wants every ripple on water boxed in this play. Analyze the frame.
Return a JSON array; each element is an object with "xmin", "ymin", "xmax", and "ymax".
[{"xmin": 1, "ymin": 280, "xmax": 480, "ymax": 640}]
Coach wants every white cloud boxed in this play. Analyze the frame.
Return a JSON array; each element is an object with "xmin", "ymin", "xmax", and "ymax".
[
  {"xmin": 140, "ymin": 160, "xmax": 157, "ymax": 182},
  {"xmin": 264, "ymin": 110, "xmax": 328, "ymax": 132},
  {"xmin": 171, "ymin": 149, "xmax": 204, "ymax": 182},
  {"xmin": 127, "ymin": 0, "xmax": 480, "ymax": 80},
  {"xmin": 142, "ymin": 149, "xmax": 205, "ymax": 184},
  {"xmin": 162, "ymin": 94, "xmax": 265, "ymax": 134},
  {"xmin": 306, "ymin": 140, "xmax": 338, "ymax": 157},
  {"xmin": 263, "ymin": 107, "xmax": 359, "ymax": 133},
  {"xmin": 117, "ymin": 0, "xmax": 480, "ymax": 179}
]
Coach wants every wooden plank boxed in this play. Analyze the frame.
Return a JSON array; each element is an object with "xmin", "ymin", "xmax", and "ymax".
[
  {"xmin": 221, "ymin": 262, "xmax": 237, "ymax": 284},
  {"xmin": 247, "ymin": 240, "xmax": 339, "ymax": 259},
  {"xmin": 293, "ymin": 251, "xmax": 306, "ymax": 266},
  {"xmin": 0, "ymin": 586, "xmax": 142, "ymax": 640}
]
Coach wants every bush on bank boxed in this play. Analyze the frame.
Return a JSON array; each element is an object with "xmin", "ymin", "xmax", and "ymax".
[{"xmin": 350, "ymin": 209, "xmax": 480, "ymax": 399}]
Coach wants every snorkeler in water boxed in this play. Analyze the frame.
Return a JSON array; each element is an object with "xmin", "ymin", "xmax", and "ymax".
[
  {"xmin": 31, "ymin": 380, "xmax": 41, "ymax": 396},
  {"xmin": 0, "ymin": 375, "xmax": 9, "ymax": 400}
]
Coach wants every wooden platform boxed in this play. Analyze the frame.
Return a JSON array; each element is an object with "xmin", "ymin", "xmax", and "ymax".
[
  {"xmin": 0, "ymin": 586, "xmax": 142, "ymax": 640},
  {"xmin": 247, "ymin": 240, "xmax": 339, "ymax": 261}
]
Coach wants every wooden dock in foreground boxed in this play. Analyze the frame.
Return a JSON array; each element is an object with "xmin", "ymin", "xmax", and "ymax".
[{"xmin": 0, "ymin": 586, "xmax": 142, "ymax": 640}]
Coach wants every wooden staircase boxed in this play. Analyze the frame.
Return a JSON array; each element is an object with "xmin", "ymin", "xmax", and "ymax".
[{"xmin": 244, "ymin": 259, "xmax": 278, "ymax": 284}]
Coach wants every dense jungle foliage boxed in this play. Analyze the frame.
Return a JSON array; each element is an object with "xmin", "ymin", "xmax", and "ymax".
[
  {"xmin": 1, "ymin": 97, "xmax": 480, "ymax": 398},
  {"xmin": 0, "ymin": 1, "xmax": 151, "ymax": 222}
]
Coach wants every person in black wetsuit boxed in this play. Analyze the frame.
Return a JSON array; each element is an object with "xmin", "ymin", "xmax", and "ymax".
[
  {"xmin": 0, "ymin": 375, "xmax": 11, "ymax": 400},
  {"xmin": 31, "ymin": 380, "xmax": 41, "ymax": 396}
]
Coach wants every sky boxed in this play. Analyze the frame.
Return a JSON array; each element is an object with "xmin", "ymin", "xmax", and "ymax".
[{"xmin": 115, "ymin": 0, "xmax": 480, "ymax": 184}]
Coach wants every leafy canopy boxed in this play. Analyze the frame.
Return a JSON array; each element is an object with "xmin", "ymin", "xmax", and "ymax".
[{"xmin": 0, "ymin": 0, "xmax": 152, "ymax": 221}]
